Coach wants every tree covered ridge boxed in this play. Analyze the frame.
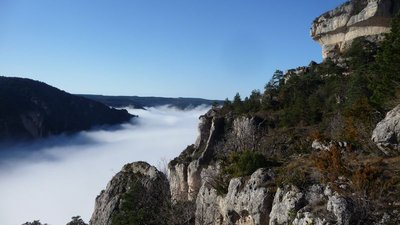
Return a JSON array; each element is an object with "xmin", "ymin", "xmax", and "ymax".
[
  {"xmin": 0, "ymin": 76, "xmax": 133, "ymax": 140},
  {"xmin": 184, "ymin": 13, "xmax": 400, "ymax": 223},
  {"xmin": 220, "ymin": 13, "xmax": 400, "ymax": 149}
]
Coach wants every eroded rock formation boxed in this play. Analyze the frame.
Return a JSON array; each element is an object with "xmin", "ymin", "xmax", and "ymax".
[
  {"xmin": 168, "ymin": 108, "xmax": 264, "ymax": 203},
  {"xmin": 311, "ymin": 0, "xmax": 400, "ymax": 59},
  {"xmin": 195, "ymin": 168, "xmax": 274, "ymax": 225},
  {"xmin": 270, "ymin": 185, "xmax": 357, "ymax": 225}
]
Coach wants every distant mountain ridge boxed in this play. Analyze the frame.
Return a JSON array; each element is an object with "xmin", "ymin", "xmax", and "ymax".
[
  {"xmin": 80, "ymin": 94, "xmax": 223, "ymax": 109},
  {"xmin": 0, "ymin": 77, "xmax": 133, "ymax": 141}
]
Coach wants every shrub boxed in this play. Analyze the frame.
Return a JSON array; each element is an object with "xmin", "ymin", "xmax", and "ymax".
[
  {"xmin": 66, "ymin": 216, "xmax": 87, "ymax": 225},
  {"xmin": 275, "ymin": 160, "xmax": 313, "ymax": 189},
  {"xmin": 21, "ymin": 221, "xmax": 48, "ymax": 225},
  {"xmin": 351, "ymin": 158, "xmax": 400, "ymax": 200},
  {"xmin": 352, "ymin": 161, "xmax": 383, "ymax": 197},
  {"xmin": 223, "ymin": 150, "xmax": 279, "ymax": 177},
  {"xmin": 280, "ymin": 168, "xmax": 309, "ymax": 188},
  {"xmin": 311, "ymin": 146, "xmax": 349, "ymax": 183}
]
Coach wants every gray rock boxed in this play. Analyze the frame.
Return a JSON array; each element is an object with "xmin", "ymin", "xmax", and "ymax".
[
  {"xmin": 195, "ymin": 183, "xmax": 224, "ymax": 225},
  {"xmin": 90, "ymin": 162, "xmax": 170, "ymax": 225},
  {"xmin": 269, "ymin": 185, "xmax": 356, "ymax": 225},
  {"xmin": 168, "ymin": 162, "xmax": 189, "ymax": 202},
  {"xmin": 293, "ymin": 212, "xmax": 328, "ymax": 225},
  {"xmin": 269, "ymin": 185, "xmax": 305, "ymax": 225},
  {"xmin": 195, "ymin": 168, "xmax": 274, "ymax": 225},
  {"xmin": 372, "ymin": 104, "xmax": 400, "ymax": 155},
  {"xmin": 326, "ymin": 194, "xmax": 352, "ymax": 225},
  {"xmin": 168, "ymin": 108, "xmax": 226, "ymax": 202},
  {"xmin": 311, "ymin": 140, "xmax": 330, "ymax": 151}
]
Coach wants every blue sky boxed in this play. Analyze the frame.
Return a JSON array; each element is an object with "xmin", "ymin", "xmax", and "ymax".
[{"xmin": 0, "ymin": 0, "xmax": 345, "ymax": 100}]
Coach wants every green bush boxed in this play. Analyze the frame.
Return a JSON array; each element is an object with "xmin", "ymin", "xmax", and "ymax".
[{"xmin": 223, "ymin": 150, "xmax": 279, "ymax": 177}]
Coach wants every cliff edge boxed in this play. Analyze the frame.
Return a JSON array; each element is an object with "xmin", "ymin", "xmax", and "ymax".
[{"xmin": 311, "ymin": 0, "xmax": 400, "ymax": 59}]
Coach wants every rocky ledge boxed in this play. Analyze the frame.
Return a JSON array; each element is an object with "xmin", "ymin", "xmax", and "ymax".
[{"xmin": 311, "ymin": 0, "xmax": 400, "ymax": 59}]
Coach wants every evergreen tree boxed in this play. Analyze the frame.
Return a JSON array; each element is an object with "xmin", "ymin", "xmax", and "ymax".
[
  {"xmin": 370, "ymin": 12, "xmax": 400, "ymax": 105},
  {"xmin": 66, "ymin": 216, "xmax": 88, "ymax": 225}
]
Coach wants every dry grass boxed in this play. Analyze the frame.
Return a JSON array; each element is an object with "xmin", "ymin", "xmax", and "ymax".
[{"xmin": 311, "ymin": 145, "xmax": 350, "ymax": 184}]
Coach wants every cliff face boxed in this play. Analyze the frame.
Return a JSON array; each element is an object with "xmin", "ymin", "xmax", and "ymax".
[
  {"xmin": 90, "ymin": 105, "xmax": 400, "ymax": 225},
  {"xmin": 0, "ymin": 77, "xmax": 133, "ymax": 142},
  {"xmin": 311, "ymin": 0, "xmax": 400, "ymax": 59},
  {"xmin": 87, "ymin": 1, "xmax": 400, "ymax": 224},
  {"xmin": 167, "ymin": 109, "xmax": 371, "ymax": 225},
  {"xmin": 168, "ymin": 108, "xmax": 262, "ymax": 203}
]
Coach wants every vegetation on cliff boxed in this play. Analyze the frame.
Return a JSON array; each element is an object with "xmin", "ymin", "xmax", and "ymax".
[{"xmin": 204, "ymin": 12, "xmax": 400, "ymax": 222}]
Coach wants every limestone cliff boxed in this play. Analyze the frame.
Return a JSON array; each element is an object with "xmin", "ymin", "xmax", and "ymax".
[
  {"xmin": 89, "ymin": 105, "xmax": 399, "ymax": 225},
  {"xmin": 168, "ymin": 108, "xmax": 265, "ymax": 203},
  {"xmin": 87, "ymin": 1, "xmax": 400, "ymax": 224},
  {"xmin": 311, "ymin": 0, "xmax": 400, "ymax": 59}
]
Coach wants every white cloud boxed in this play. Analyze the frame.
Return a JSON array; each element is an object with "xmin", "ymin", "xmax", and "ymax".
[{"xmin": 0, "ymin": 106, "xmax": 209, "ymax": 225}]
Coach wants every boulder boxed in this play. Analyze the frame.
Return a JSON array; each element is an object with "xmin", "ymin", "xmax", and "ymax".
[
  {"xmin": 195, "ymin": 168, "xmax": 274, "ymax": 225},
  {"xmin": 372, "ymin": 104, "xmax": 400, "ymax": 155},
  {"xmin": 269, "ymin": 185, "xmax": 356, "ymax": 225}
]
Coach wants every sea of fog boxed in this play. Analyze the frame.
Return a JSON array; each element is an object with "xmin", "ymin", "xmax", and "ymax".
[{"xmin": 0, "ymin": 106, "xmax": 209, "ymax": 225}]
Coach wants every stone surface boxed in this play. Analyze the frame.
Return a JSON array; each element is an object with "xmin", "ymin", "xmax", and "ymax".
[
  {"xmin": 269, "ymin": 185, "xmax": 357, "ymax": 225},
  {"xmin": 292, "ymin": 212, "xmax": 328, "ymax": 225},
  {"xmin": 168, "ymin": 111, "xmax": 266, "ymax": 204},
  {"xmin": 269, "ymin": 185, "xmax": 305, "ymax": 225},
  {"xmin": 90, "ymin": 162, "xmax": 170, "ymax": 225},
  {"xmin": 311, "ymin": 0, "xmax": 400, "ymax": 59},
  {"xmin": 326, "ymin": 194, "xmax": 352, "ymax": 225},
  {"xmin": 168, "ymin": 107, "xmax": 226, "ymax": 202},
  {"xmin": 372, "ymin": 104, "xmax": 400, "ymax": 155},
  {"xmin": 168, "ymin": 162, "xmax": 189, "ymax": 202},
  {"xmin": 195, "ymin": 168, "xmax": 274, "ymax": 225}
]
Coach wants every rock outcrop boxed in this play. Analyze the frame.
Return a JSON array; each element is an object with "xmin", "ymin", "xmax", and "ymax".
[
  {"xmin": 168, "ymin": 107, "xmax": 265, "ymax": 203},
  {"xmin": 195, "ymin": 168, "xmax": 274, "ymax": 225},
  {"xmin": 90, "ymin": 162, "xmax": 170, "ymax": 225},
  {"xmin": 311, "ymin": 0, "xmax": 400, "ymax": 59},
  {"xmin": 269, "ymin": 185, "xmax": 357, "ymax": 225},
  {"xmin": 371, "ymin": 104, "xmax": 400, "ymax": 155},
  {"xmin": 168, "ymin": 108, "xmax": 226, "ymax": 202}
]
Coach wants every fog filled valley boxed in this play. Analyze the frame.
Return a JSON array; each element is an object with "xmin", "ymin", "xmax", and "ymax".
[
  {"xmin": 3, "ymin": 0, "xmax": 400, "ymax": 225},
  {"xmin": 0, "ymin": 106, "xmax": 209, "ymax": 225}
]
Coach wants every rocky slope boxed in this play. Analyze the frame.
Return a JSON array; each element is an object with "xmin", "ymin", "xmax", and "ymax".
[
  {"xmin": 311, "ymin": 0, "xmax": 400, "ymax": 59},
  {"xmin": 0, "ymin": 77, "xmax": 133, "ymax": 142},
  {"xmin": 90, "ymin": 101, "xmax": 400, "ymax": 224},
  {"xmin": 88, "ymin": 1, "xmax": 400, "ymax": 224}
]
